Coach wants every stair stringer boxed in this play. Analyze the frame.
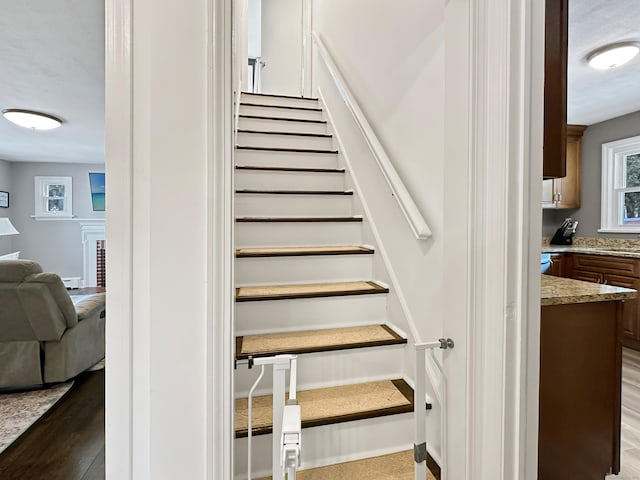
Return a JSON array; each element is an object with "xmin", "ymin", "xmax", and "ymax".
[{"xmin": 318, "ymin": 87, "xmax": 444, "ymax": 466}]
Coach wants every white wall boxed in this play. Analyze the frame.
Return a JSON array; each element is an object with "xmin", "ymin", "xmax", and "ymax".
[
  {"xmin": 248, "ymin": 0, "xmax": 261, "ymax": 58},
  {"xmin": 106, "ymin": 0, "xmax": 214, "ymax": 477},
  {"xmin": 313, "ymin": 0, "xmax": 445, "ymax": 459},
  {"xmin": 261, "ymin": 0, "xmax": 302, "ymax": 96},
  {"xmin": 8, "ymin": 162, "xmax": 104, "ymax": 277},
  {"xmin": 0, "ymin": 159, "xmax": 14, "ymax": 254}
]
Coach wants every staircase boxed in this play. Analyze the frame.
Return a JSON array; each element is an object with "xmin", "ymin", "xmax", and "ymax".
[{"xmin": 234, "ymin": 92, "xmax": 437, "ymax": 479}]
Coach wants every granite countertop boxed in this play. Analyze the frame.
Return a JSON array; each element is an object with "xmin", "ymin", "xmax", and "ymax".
[
  {"xmin": 541, "ymin": 275, "xmax": 637, "ymax": 306},
  {"xmin": 542, "ymin": 245, "xmax": 640, "ymax": 258},
  {"xmin": 542, "ymin": 236, "xmax": 640, "ymax": 258}
]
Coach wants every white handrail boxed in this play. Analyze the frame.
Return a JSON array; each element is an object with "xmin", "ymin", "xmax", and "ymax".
[{"xmin": 312, "ymin": 32, "xmax": 432, "ymax": 240}]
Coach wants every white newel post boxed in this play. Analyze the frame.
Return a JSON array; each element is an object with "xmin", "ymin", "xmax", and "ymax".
[{"xmin": 76, "ymin": 219, "xmax": 105, "ymax": 288}]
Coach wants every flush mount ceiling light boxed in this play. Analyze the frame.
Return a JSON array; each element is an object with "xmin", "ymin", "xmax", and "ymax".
[
  {"xmin": 2, "ymin": 109, "xmax": 62, "ymax": 130},
  {"xmin": 587, "ymin": 42, "xmax": 640, "ymax": 70}
]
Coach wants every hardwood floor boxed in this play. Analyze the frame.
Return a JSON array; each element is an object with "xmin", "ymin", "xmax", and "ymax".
[
  {"xmin": 0, "ymin": 370, "xmax": 105, "ymax": 480},
  {"xmin": 619, "ymin": 348, "xmax": 640, "ymax": 478}
]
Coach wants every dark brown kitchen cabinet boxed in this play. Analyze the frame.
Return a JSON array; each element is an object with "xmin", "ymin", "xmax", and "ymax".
[
  {"xmin": 567, "ymin": 253, "xmax": 640, "ymax": 350},
  {"xmin": 543, "ymin": 0, "xmax": 569, "ymax": 179},
  {"xmin": 548, "ymin": 253, "xmax": 567, "ymax": 277}
]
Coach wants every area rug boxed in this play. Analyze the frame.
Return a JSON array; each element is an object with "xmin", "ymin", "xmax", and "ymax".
[{"xmin": 0, "ymin": 381, "xmax": 73, "ymax": 454}]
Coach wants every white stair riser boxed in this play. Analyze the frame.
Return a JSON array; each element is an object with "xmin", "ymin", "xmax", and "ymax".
[
  {"xmin": 237, "ymin": 132, "xmax": 334, "ymax": 150},
  {"xmin": 234, "ymin": 413, "xmax": 414, "ymax": 478},
  {"xmin": 235, "ymin": 221, "xmax": 362, "ymax": 247},
  {"xmin": 240, "ymin": 94, "xmax": 319, "ymax": 109},
  {"xmin": 239, "ymin": 104, "xmax": 323, "ymax": 121},
  {"xmin": 236, "ymin": 170, "xmax": 345, "ymax": 191},
  {"xmin": 235, "ymin": 194, "xmax": 353, "ymax": 217},
  {"xmin": 239, "ymin": 116, "xmax": 327, "ymax": 135},
  {"xmin": 234, "ymin": 346, "xmax": 406, "ymax": 396},
  {"xmin": 235, "ymin": 294, "xmax": 388, "ymax": 333},
  {"xmin": 235, "ymin": 254, "xmax": 373, "ymax": 285},
  {"xmin": 236, "ymin": 149, "xmax": 338, "ymax": 169}
]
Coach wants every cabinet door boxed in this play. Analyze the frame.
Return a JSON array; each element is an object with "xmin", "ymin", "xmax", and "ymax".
[
  {"xmin": 603, "ymin": 274, "xmax": 640, "ymax": 340},
  {"xmin": 543, "ymin": 0, "xmax": 568, "ymax": 178},
  {"xmin": 570, "ymin": 269, "xmax": 603, "ymax": 284},
  {"xmin": 542, "ymin": 179, "xmax": 556, "ymax": 208},
  {"xmin": 549, "ymin": 254, "xmax": 566, "ymax": 277},
  {"xmin": 555, "ymin": 138, "xmax": 580, "ymax": 208}
]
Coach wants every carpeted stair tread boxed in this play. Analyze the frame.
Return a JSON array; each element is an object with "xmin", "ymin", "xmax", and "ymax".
[
  {"xmin": 235, "ymin": 245, "xmax": 374, "ymax": 257},
  {"xmin": 235, "ymin": 379, "xmax": 414, "ymax": 438},
  {"xmin": 236, "ymin": 324, "xmax": 406, "ymax": 359},
  {"xmin": 256, "ymin": 450, "xmax": 438, "ymax": 480},
  {"xmin": 236, "ymin": 281, "xmax": 388, "ymax": 302}
]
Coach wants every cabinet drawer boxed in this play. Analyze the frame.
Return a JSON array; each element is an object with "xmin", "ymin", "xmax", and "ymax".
[{"xmin": 571, "ymin": 254, "xmax": 640, "ymax": 277}]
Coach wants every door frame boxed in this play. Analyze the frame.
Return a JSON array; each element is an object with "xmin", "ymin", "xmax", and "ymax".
[
  {"xmin": 105, "ymin": 0, "xmax": 235, "ymax": 478},
  {"xmin": 105, "ymin": 0, "xmax": 542, "ymax": 478}
]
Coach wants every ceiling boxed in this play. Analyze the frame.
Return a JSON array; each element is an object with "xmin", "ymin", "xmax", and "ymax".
[
  {"xmin": 0, "ymin": 1, "xmax": 637, "ymax": 164},
  {"xmin": 0, "ymin": 1, "xmax": 104, "ymax": 164},
  {"xmin": 568, "ymin": 0, "xmax": 640, "ymax": 125}
]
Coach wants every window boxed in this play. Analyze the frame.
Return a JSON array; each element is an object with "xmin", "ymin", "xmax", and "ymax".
[
  {"xmin": 601, "ymin": 135, "xmax": 640, "ymax": 233},
  {"xmin": 34, "ymin": 176, "xmax": 73, "ymax": 219}
]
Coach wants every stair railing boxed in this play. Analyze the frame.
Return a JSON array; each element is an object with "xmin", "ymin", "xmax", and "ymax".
[
  {"xmin": 312, "ymin": 32, "xmax": 432, "ymax": 241},
  {"xmin": 240, "ymin": 354, "xmax": 301, "ymax": 480},
  {"xmin": 414, "ymin": 339, "xmax": 454, "ymax": 480}
]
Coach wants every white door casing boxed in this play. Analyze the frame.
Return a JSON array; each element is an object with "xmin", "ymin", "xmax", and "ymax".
[
  {"xmin": 105, "ymin": 0, "xmax": 542, "ymax": 479},
  {"xmin": 105, "ymin": 0, "xmax": 234, "ymax": 479},
  {"xmin": 443, "ymin": 0, "xmax": 543, "ymax": 479}
]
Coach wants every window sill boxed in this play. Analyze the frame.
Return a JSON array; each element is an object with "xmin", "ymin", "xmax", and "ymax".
[
  {"xmin": 597, "ymin": 227, "xmax": 640, "ymax": 234},
  {"xmin": 31, "ymin": 215, "xmax": 76, "ymax": 221}
]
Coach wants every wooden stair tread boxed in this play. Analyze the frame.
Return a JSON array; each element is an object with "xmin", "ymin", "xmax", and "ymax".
[
  {"xmin": 236, "ymin": 324, "xmax": 406, "ymax": 359},
  {"xmin": 241, "ymin": 92, "xmax": 319, "ymax": 101},
  {"xmin": 235, "ymin": 165, "xmax": 345, "ymax": 173},
  {"xmin": 236, "ymin": 281, "xmax": 388, "ymax": 302},
  {"xmin": 236, "ymin": 245, "xmax": 374, "ymax": 257},
  {"xmin": 236, "ymin": 216, "xmax": 362, "ymax": 223},
  {"xmin": 240, "ymin": 102, "xmax": 323, "ymax": 112},
  {"xmin": 235, "ymin": 379, "xmax": 414, "ymax": 438},
  {"xmin": 237, "ymin": 129, "xmax": 332, "ymax": 138},
  {"xmin": 256, "ymin": 450, "xmax": 438, "ymax": 480},
  {"xmin": 236, "ymin": 146, "xmax": 338, "ymax": 154},
  {"xmin": 239, "ymin": 114, "xmax": 327, "ymax": 124},
  {"xmin": 236, "ymin": 189, "xmax": 352, "ymax": 195}
]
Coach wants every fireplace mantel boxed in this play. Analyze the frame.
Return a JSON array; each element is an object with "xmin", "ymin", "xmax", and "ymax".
[{"xmin": 75, "ymin": 218, "xmax": 105, "ymax": 287}]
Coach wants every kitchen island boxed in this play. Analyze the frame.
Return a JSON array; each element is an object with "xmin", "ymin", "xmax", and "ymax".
[{"xmin": 539, "ymin": 275, "xmax": 636, "ymax": 480}]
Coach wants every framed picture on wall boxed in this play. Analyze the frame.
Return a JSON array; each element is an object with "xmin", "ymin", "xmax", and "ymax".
[{"xmin": 0, "ymin": 191, "xmax": 8, "ymax": 208}]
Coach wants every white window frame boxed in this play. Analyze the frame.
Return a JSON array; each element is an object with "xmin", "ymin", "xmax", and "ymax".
[
  {"xmin": 33, "ymin": 176, "xmax": 74, "ymax": 220},
  {"xmin": 600, "ymin": 135, "xmax": 640, "ymax": 233}
]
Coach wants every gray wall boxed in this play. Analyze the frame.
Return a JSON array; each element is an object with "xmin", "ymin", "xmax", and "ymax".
[
  {"xmin": 9, "ymin": 162, "xmax": 104, "ymax": 277},
  {"xmin": 542, "ymin": 110, "xmax": 640, "ymax": 239},
  {"xmin": 0, "ymin": 159, "xmax": 14, "ymax": 254}
]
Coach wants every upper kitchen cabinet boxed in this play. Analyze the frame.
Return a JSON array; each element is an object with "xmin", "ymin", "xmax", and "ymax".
[
  {"xmin": 543, "ymin": 0, "xmax": 569, "ymax": 179},
  {"xmin": 542, "ymin": 125, "xmax": 587, "ymax": 209}
]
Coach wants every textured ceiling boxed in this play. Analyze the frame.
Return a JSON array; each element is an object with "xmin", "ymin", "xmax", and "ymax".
[
  {"xmin": 0, "ymin": 1, "xmax": 104, "ymax": 164},
  {"xmin": 568, "ymin": 0, "xmax": 640, "ymax": 125},
  {"xmin": 0, "ymin": 0, "xmax": 637, "ymax": 164}
]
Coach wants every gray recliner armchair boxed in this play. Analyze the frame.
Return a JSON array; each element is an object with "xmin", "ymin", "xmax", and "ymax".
[{"xmin": 0, "ymin": 260, "xmax": 105, "ymax": 390}]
